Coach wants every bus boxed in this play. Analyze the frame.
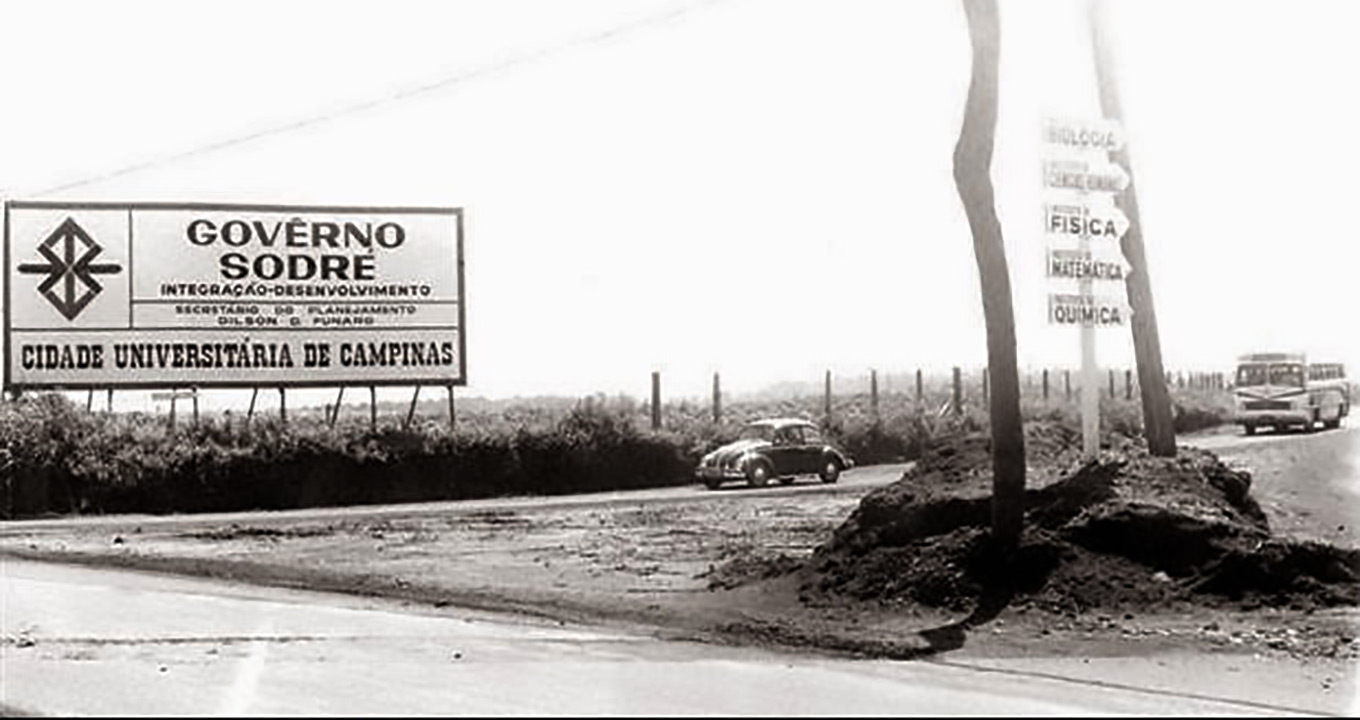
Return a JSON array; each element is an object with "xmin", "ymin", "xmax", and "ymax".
[{"xmin": 1233, "ymin": 352, "xmax": 1350, "ymax": 435}]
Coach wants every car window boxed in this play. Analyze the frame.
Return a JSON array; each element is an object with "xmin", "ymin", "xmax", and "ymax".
[
  {"xmin": 774, "ymin": 426, "xmax": 801, "ymax": 446},
  {"xmin": 802, "ymin": 426, "xmax": 824, "ymax": 445},
  {"xmin": 740, "ymin": 425, "xmax": 773, "ymax": 441}
]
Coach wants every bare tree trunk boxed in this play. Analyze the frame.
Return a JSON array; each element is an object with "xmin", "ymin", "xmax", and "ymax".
[
  {"xmin": 954, "ymin": 0, "xmax": 1025, "ymax": 555},
  {"xmin": 1088, "ymin": 0, "xmax": 1176, "ymax": 456}
]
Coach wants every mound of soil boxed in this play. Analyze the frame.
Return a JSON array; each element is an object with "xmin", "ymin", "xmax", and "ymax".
[{"xmin": 802, "ymin": 422, "xmax": 1360, "ymax": 615}]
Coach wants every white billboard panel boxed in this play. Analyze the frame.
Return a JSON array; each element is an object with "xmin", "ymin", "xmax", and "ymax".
[{"xmin": 4, "ymin": 201, "xmax": 464, "ymax": 389}]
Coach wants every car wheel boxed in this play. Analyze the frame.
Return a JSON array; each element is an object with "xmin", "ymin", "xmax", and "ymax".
[
  {"xmin": 1243, "ymin": 424, "xmax": 1255, "ymax": 436},
  {"xmin": 703, "ymin": 476, "xmax": 723, "ymax": 490},
  {"xmin": 747, "ymin": 461, "xmax": 772, "ymax": 488},
  {"xmin": 819, "ymin": 458, "xmax": 842, "ymax": 484}
]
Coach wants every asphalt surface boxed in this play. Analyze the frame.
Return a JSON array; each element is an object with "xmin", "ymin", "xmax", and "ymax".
[{"xmin": 0, "ymin": 558, "xmax": 1307, "ymax": 716}]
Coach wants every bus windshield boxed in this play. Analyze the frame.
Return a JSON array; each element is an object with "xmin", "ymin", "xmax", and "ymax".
[
  {"xmin": 1236, "ymin": 364, "xmax": 1267, "ymax": 387},
  {"xmin": 1237, "ymin": 363, "xmax": 1305, "ymax": 387},
  {"xmin": 1268, "ymin": 363, "xmax": 1304, "ymax": 387}
]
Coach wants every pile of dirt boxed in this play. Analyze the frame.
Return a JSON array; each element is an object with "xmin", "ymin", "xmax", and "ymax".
[{"xmin": 799, "ymin": 422, "xmax": 1360, "ymax": 615}]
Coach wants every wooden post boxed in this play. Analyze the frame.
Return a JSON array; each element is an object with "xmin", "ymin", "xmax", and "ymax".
[
  {"xmin": 85, "ymin": 389, "xmax": 93, "ymax": 412},
  {"xmin": 369, "ymin": 385, "xmax": 377, "ymax": 432},
  {"xmin": 870, "ymin": 369, "xmax": 879, "ymax": 420},
  {"xmin": 952, "ymin": 366, "xmax": 963, "ymax": 415},
  {"xmin": 447, "ymin": 384, "xmax": 456, "ymax": 431},
  {"xmin": 1065, "ymin": 369, "xmax": 1072, "ymax": 401},
  {"xmin": 192, "ymin": 388, "xmax": 199, "ymax": 427},
  {"xmin": 1042, "ymin": 368, "xmax": 1050, "ymax": 401},
  {"xmin": 247, "ymin": 387, "xmax": 258, "ymax": 424},
  {"xmin": 1108, "ymin": 368, "xmax": 1116, "ymax": 399},
  {"xmin": 915, "ymin": 368, "xmax": 924, "ymax": 406},
  {"xmin": 1125, "ymin": 368, "xmax": 1133, "ymax": 400},
  {"xmin": 106, "ymin": 388, "xmax": 113, "ymax": 413},
  {"xmin": 712, "ymin": 372, "xmax": 722, "ymax": 424},
  {"xmin": 169, "ymin": 390, "xmax": 177, "ymax": 433},
  {"xmin": 823, "ymin": 370, "xmax": 832, "ymax": 421},
  {"xmin": 1090, "ymin": 0, "xmax": 1175, "ymax": 456},
  {"xmin": 982, "ymin": 366, "xmax": 990, "ymax": 404},
  {"xmin": 650, "ymin": 371, "xmax": 661, "ymax": 431},
  {"xmin": 279, "ymin": 387, "xmax": 287, "ymax": 425},
  {"xmin": 404, "ymin": 386, "xmax": 420, "ymax": 429},
  {"xmin": 329, "ymin": 387, "xmax": 345, "ymax": 429}
]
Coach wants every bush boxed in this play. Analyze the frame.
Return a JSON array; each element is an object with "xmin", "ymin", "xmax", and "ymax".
[{"xmin": 0, "ymin": 380, "xmax": 1236, "ymax": 518}]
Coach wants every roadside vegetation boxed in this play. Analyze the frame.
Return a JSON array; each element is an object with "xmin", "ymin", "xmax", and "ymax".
[{"xmin": 1, "ymin": 381, "xmax": 1235, "ymax": 518}]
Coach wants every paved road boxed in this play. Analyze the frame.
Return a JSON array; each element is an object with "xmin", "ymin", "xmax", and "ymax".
[{"xmin": 0, "ymin": 559, "xmax": 1305, "ymax": 716}]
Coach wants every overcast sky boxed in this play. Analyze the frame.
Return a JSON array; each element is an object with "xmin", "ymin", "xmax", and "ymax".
[{"xmin": 2, "ymin": 0, "xmax": 1357, "ymax": 406}]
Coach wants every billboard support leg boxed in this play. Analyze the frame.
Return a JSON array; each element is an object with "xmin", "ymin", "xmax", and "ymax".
[
  {"xmin": 169, "ymin": 390, "xmax": 177, "ymax": 434},
  {"xmin": 404, "ymin": 386, "xmax": 421, "ymax": 430},
  {"xmin": 192, "ymin": 387, "xmax": 199, "ymax": 427},
  {"xmin": 86, "ymin": 389, "xmax": 93, "ymax": 412},
  {"xmin": 369, "ymin": 386, "xmax": 377, "ymax": 433},
  {"xmin": 247, "ymin": 387, "xmax": 258, "ymax": 426},
  {"xmin": 106, "ymin": 388, "xmax": 113, "ymax": 413},
  {"xmin": 279, "ymin": 387, "xmax": 287, "ymax": 426}
]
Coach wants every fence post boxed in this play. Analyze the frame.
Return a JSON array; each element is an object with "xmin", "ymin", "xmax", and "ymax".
[
  {"xmin": 447, "ymin": 384, "xmax": 456, "ymax": 431},
  {"xmin": 404, "ymin": 386, "xmax": 420, "ymax": 429},
  {"xmin": 870, "ymin": 369, "xmax": 879, "ymax": 420},
  {"xmin": 650, "ymin": 371, "xmax": 661, "ymax": 431},
  {"xmin": 712, "ymin": 372, "xmax": 722, "ymax": 424},
  {"xmin": 329, "ymin": 386, "xmax": 345, "ymax": 428},
  {"xmin": 824, "ymin": 370, "xmax": 832, "ymax": 421},
  {"xmin": 952, "ymin": 366, "xmax": 963, "ymax": 415},
  {"xmin": 1125, "ymin": 369, "xmax": 1133, "ymax": 400},
  {"xmin": 1042, "ymin": 368, "xmax": 1050, "ymax": 401}
]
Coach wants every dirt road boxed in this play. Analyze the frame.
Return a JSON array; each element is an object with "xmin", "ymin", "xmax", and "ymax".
[
  {"xmin": 0, "ymin": 558, "xmax": 1318, "ymax": 715},
  {"xmin": 1181, "ymin": 423, "xmax": 1358, "ymax": 548}
]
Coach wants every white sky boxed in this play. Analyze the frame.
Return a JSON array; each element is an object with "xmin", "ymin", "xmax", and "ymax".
[{"xmin": 2, "ymin": 0, "xmax": 1357, "ymax": 406}]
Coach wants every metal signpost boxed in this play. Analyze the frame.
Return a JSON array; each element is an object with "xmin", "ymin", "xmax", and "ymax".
[
  {"xmin": 4, "ymin": 202, "xmax": 465, "ymax": 418},
  {"xmin": 1042, "ymin": 117, "xmax": 1131, "ymax": 458}
]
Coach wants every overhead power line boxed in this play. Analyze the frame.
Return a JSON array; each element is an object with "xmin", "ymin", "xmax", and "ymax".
[{"xmin": 26, "ymin": 0, "xmax": 728, "ymax": 198}]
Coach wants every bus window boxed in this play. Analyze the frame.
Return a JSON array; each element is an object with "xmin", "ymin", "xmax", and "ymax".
[
  {"xmin": 1269, "ymin": 363, "xmax": 1304, "ymax": 387},
  {"xmin": 1237, "ymin": 364, "xmax": 1268, "ymax": 387}
]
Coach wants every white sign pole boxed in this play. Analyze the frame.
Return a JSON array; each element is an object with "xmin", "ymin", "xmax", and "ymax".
[{"xmin": 1079, "ymin": 226, "xmax": 1100, "ymax": 459}]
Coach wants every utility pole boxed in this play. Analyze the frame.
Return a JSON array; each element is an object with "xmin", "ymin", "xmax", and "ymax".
[
  {"xmin": 1088, "ymin": 0, "xmax": 1175, "ymax": 456},
  {"xmin": 955, "ymin": 0, "xmax": 1025, "ymax": 555}
]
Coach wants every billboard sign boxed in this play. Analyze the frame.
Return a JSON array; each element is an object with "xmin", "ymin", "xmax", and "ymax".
[{"xmin": 4, "ymin": 201, "xmax": 465, "ymax": 389}]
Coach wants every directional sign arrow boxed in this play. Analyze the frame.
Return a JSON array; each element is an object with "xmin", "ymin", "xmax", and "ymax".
[
  {"xmin": 1043, "ymin": 117, "xmax": 1126, "ymax": 153},
  {"xmin": 1042, "ymin": 160, "xmax": 1129, "ymax": 194},
  {"xmin": 1043, "ymin": 202, "xmax": 1130, "ymax": 241},
  {"xmin": 1045, "ymin": 247, "xmax": 1132, "ymax": 282}
]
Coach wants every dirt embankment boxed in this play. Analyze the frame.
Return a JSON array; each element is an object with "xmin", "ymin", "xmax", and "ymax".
[{"xmin": 798, "ymin": 422, "xmax": 1360, "ymax": 617}]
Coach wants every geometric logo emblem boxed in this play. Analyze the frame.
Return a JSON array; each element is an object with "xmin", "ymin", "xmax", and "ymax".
[{"xmin": 17, "ymin": 217, "xmax": 122, "ymax": 321}]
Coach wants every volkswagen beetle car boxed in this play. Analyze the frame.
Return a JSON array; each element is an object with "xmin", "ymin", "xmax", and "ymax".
[{"xmin": 695, "ymin": 418, "xmax": 854, "ymax": 490}]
